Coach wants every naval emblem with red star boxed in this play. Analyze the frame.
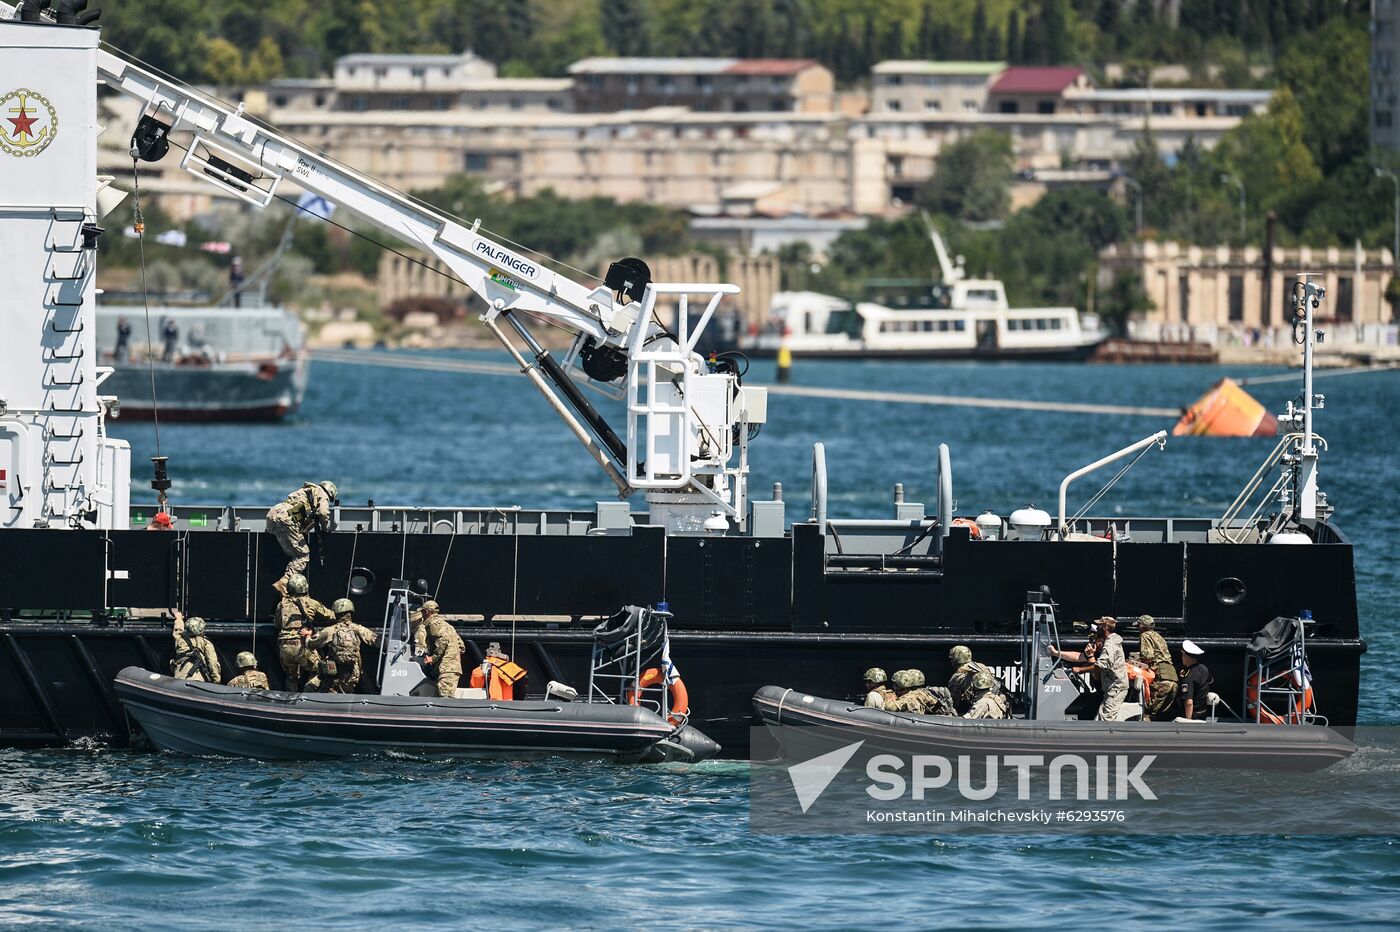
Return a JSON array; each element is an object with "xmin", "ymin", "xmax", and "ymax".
[{"xmin": 0, "ymin": 89, "xmax": 58, "ymax": 158}]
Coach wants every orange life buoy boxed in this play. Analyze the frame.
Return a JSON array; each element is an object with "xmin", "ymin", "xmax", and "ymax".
[
  {"xmin": 1125, "ymin": 659, "xmax": 1156, "ymax": 690},
  {"xmin": 1246, "ymin": 670, "xmax": 1315, "ymax": 724},
  {"xmin": 951, "ymin": 517, "xmax": 981, "ymax": 539},
  {"xmin": 627, "ymin": 666, "xmax": 689, "ymax": 726}
]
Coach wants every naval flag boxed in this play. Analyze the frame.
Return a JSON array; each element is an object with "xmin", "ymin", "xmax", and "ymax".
[{"xmin": 296, "ymin": 191, "xmax": 336, "ymax": 221}]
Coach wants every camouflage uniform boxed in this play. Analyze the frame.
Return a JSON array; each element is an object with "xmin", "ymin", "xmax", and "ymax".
[
  {"xmin": 1137, "ymin": 619, "xmax": 1179, "ymax": 720},
  {"xmin": 228, "ymin": 669, "xmax": 270, "ymax": 690},
  {"xmin": 266, "ymin": 483, "xmax": 333, "ymax": 585},
  {"xmin": 948, "ymin": 661, "xmax": 997, "ymax": 714},
  {"xmin": 1094, "ymin": 632, "xmax": 1129, "ymax": 721},
  {"xmin": 275, "ymin": 594, "xmax": 336, "ymax": 689},
  {"xmin": 865, "ymin": 685, "xmax": 896, "ymax": 709},
  {"xmin": 414, "ymin": 613, "xmax": 465, "ymax": 698},
  {"xmin": 171, "ymin": 616, "xmax": 221, "ymax": 682},
  {"xmin": 309, "ymin": 617, "xmax": 378, "ymax": 694},
  {"xmin": 891, "ymin": 687, "xmax": 951, "ymax": 715},
  {"xmin": 963, "ymin": 672, "xmax": 1010, "ymax": 719}
]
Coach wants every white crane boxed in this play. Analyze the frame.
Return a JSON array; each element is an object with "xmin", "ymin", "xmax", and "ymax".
[{"xmin": 0, "ymin": 7, "xmax": 764, "ymax": 533}]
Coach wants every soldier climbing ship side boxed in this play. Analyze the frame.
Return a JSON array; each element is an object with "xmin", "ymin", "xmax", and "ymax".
[{"xmin": 0, "ymin": 5, "xmax": 1363, "ymax": 756}]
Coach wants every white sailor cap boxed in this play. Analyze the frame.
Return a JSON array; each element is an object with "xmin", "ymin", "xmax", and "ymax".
[{"xmin": 1182, "ymin": 639, "xmax": 1205, "ymax": 656}]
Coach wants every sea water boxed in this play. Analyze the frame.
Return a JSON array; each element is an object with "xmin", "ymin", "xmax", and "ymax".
[{"xmin": 1, "ymin": 357, "xmax": 1396, "ymax": 926}]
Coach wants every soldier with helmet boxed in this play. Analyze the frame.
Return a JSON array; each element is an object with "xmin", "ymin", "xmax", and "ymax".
[
  {"xmin": 962, "ymin": 671, "xmax": 1010, "ymax": 719},
  {"xmin": 266, "ymin": 480, "xmax": 339, "ymax": 595},
  {"xmin": 170, "ymin": 610, "xmax": 220, "ymax": 683},
  {"xmin": 227, "ymin": 652, "xmax": 270, "ymax": 690},
  {"xmin": 273, "ymin": 572, "xmax": 337, "ymax": 691},
  {"xmin": 412, "ymin": 600, "xmax": 465, "ymax": 698},
  {"xmin": 889, "ymin": 669, "xmax": 954, "ymax": 715},
  {"xmin": 861, "ymin": 667, "xmax": 895, "ymax": 709},
  {"xmin": 1135, "ymin": 614, "xmax": 1179, "ymax": 720},
  {"xmin": 308, "ymin": 598, "xmax": 378, "ymax": 694},
  {"xmin": 946, "ymin": 645, "xmax": 1002, "ymax": 715}
]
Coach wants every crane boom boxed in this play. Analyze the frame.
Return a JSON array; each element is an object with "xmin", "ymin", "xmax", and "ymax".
[{"xmin": 0, "ymin": 13, "xmax": 764, "ymax": 533}]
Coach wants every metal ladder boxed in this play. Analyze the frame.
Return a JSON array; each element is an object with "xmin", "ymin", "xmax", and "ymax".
[{"xmin": 41, "ymin": 207, "xmax": 92, "ymax": 521}]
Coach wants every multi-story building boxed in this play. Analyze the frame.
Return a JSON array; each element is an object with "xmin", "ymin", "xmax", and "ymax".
[
  {"xmin": 1375, "ymin": 0, "xmax": 1400, "ymax": 151},
  {"xmin": 1100, "ymin": 240, "xmax": 1396, "ymax": 339},
  {"xmin": 1065, "ymin": 88, "xmax": 1270, "ymax": 119},
  {"xmin": 567, "ymin": 57, "xmax": 835, "ymax": 113},
  {"xmin": 259, "ymin": 52, "xmax": 571, "ymax": 114},
  {"xmin": 987, "ymin": 66, "xmax": 1091, "ymax": 114},
  {"xmin": 870, "ymin": 61, "xmax": 1004, "ymax": 115}
]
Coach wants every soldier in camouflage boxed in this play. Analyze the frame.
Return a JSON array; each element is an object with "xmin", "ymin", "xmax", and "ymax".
[
  {"xmin": 963, "ymin": 671, "xmax": 1011, "ymax": 719},
  {"xmin": 308, "ymin": 598, "xmax": 378, "ymax": 693},
  {"xmin": 1135, "ymin": 614, "xmax": 1179, "ymax": 720},
  {"xmin": 412, "ymin": 600, "xmax": 465, "ymax": 698},
  {"xmin": 266, "ymin": 480, "xmax": 338, "ymax": 595},
  {"xmin": 227, "ymin": 652, "xmax": 270, "ymax": 690},
  {"xmin": 946, "ymin": 645, "xmax": 1003, "ymax": 715},
  {"xmin": 171, "ymin": 611, "xmax": 221, "ymax": 683},
  {"xmin": 273, "ymin": 573, "xmax": 337, "ymax": 690},
  {"xmin": 862, "ymin": 667, "xmax": 895, "ymax": 709},
  {"xmin": 888, "ymin": 669, "xmax": 955, "ymax": 715}
]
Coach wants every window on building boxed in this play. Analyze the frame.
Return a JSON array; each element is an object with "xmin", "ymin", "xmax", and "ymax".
[
  {"xmin": 888, "ymin": 74, "xmax": 904, "ymax": 86},
  {"xmin": 888, "ymin": 155, "xmax": 903, "ymax": 177},
  {"xmin": 1037, "ymin": 100, "xmax": 1055, "ymax": 114},
  {"xmin": 887, "ymin": 99, "xmax": 902, "ymax": 112},
  {"xmin": 925, "ymin": 99, "xmax": 940, "ymax": 111},
  {"xmin": 411, "ymin": 67, "xmax": 425, "ymax": 78},
  {"xmin": 999, "ymin": 101, "xmax": 1019, "ymax": 114},
  {"xmin": 964, "ymin": 101, "xmax": 979, "ymax": 112},
  {"xmin": 1178, "ymin": 273, "xmax": 1190, "ymax": 322},
  {"xmin": 1337, "ymin": 276, "xmax": 1354, "ymax": 321},
  {"xmin": 350, "ymin": 96, "xmax": 368, "ymax": 111},
  {"xmin": 625, "ymin": 76, "xmax": 639, "ymax": 95},
  {"xmin": 274, "ymin": 95, "xmax": 288, "ymax": 108},
  {"xmin": 1152, "ymin": 102, "xmax": 1172, "ymax": 115},
  {"xmin": 375, "ymin": 67, "xmax": 388, "ymax": 78},
  {"xmin": 734, "ymin": 100, "xmax": 749, "ymax": 112},
  {"xmin": 510, "ymin": 98, "xmax": 523, "ymax": 111},
  {"xmin": 431, "ymin": 96, "xmax": 450, "ymax": 110},
  {"xmin": 1225, "ymin": 104, "xmax": 1251, "ymax": 117},
  {"xmin": 1195, "ymin": 103, "xmax": 1207, "ymax": 117},
  {"xmin": 1380, "ymin": 110, "xmax": 1394, "ymax": 128},
  {"xmin": 464, "ymin": 152, "xmax": 490, "ymax": 172},
  {"xmin": 314, "ymin": 94, "xmax": 326, "ymax": 107},
  {"xmin": 1228, "ymin": 275, "xmax": 1244, "ymax": 322},
  {"xmin": 660, "ymin": 75, "xmax": 675, "ymax": 93},
  {"xmin": 698, "ymin": 75, "xmax": 714, "ymax": 92},
  {"xmin": 390, "ymin": 96, "xmax": 408, "ymax": 110},
  {"xmin": 770, "ymin": 98, "xmax": 787, "ymax": 110}
]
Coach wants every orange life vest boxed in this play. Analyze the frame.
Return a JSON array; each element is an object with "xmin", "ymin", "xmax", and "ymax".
[{"xmin": 470, "ymin": 655, "xmax": 527, "ymax": 700}]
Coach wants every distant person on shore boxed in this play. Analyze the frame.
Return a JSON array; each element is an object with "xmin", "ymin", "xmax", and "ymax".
[
  {"xmin": 170, "ymin": 610, "xmax": 220, "ymax": 683},
  {"xmin": 266, "ymin": 481, "xmax": 338, "ymax": 595},
  {"xmin": 160, "ymin": 317, "xmax": 179, "ymax": 361},
  {"xmin": 114, "ymin": 315, "xmax": 132, "ymax": 362},
  {"xmin": 228, "ymin": 652, "xmax": 270, "ymax": 690},
  {"xmin": 308, "ymin": 598, "xmax": 377, "ymax": 693},
  {"xmin": 229, "ymin": 255, "xmax": 245, "ymax": 308},
  {"xmin": 413, "ymin": 600, "xmax": 465, "ymax": 697}
]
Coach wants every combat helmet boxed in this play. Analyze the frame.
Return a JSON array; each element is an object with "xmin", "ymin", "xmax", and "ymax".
[
  {"xmin": 332, "ymin": 598, "xmax": 354, "ymax": 616},
  {"xmin": 863, "ymin": 667, "xmax": 887, "ymax": 685},
  {"xmin": 319, "ymin": 480, "xmax": 339, "ymax": 502},
  {"xmin": 971, "ymin": 670, "xmax": 997, "ymax": 693},
  {"xmin": 420, "ymin": 600, "xmax": 439, "ymax": 616},
  {"xmin": 892, "ymin": 669, "xmax": 926, "ymax": 689},
  {"xmin": 286, "ymin": 572, "xmax": 309, "ymax": 596},
  {"xmin": 949, "ymin": 645, "xmax": 972, "ymax": 666},
  {"xmin": 235, "ymin": 651, "xmax": 258, "ymax": 670},
  {"xmin": 1137, "ymin": 614, "xmax": 1156, "ymax": 630},
  {"xmin": 185, "ymin": 616, "xmax": 206, "ymax": 636}
]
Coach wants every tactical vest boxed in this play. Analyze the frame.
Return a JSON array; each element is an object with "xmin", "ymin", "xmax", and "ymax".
[{"xmin": 331, "ymin": 624, "xmax": 361, "ymax": 664}]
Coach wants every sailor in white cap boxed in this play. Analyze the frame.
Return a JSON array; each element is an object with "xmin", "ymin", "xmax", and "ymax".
[{"xmin": 1178, "ymin": 639, "xmax": 1213, "ymax": 720}]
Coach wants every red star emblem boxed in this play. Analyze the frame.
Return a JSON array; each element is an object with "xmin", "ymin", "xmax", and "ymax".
[{"xmin": 7, "ymin": 102, "xmax": 37, "ymax": 139}]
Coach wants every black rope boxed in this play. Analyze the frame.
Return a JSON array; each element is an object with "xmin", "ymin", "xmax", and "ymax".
[{"xmin": 129, "ymin": 159, "xmax": 164, "ymax": 465}]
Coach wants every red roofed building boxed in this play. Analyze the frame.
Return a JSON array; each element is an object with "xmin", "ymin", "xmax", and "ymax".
[
  {"xmin": 987, "ymin": 66, "xmax": 1091, "ymax": 114},
  {"xmin": 568, "ymin": 57, "xmax": 835, "ymax": 113}
]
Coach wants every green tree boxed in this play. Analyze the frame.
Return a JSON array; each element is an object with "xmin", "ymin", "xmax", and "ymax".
[
  {"xmin": 199, "ymin": 36, "xmax": 246, "ymax": 86},
  {"xmin": 1274, "ymin": 18, "xmax": 1370, "ymax": 175},
  {"xmin": 244, "ymin": 36, "xmax": 285, "ymax": 85},
  {"xmin": 917, "ymin": 129, "xmax": 1014, "ymax": 224}
]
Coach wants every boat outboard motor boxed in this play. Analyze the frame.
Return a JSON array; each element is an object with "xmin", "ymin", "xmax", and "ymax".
[
  {"xmin": 1020, "ymin": 588, "xmax": 1079, "ymax": 720},
  {"xmin": 377, "ymin": 580, "xmax": 433, "ymax": 697}
]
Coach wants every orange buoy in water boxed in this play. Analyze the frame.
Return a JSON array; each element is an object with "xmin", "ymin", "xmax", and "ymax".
[{"xmin": 1172, "ymin": 378, "xmax": 1278, "ymax": 437}]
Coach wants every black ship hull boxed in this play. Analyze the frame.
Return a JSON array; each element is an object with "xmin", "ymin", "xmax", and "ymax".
[{"xmin": 0, "ymin": 520, "xmax": 1364, "ymax": 756}]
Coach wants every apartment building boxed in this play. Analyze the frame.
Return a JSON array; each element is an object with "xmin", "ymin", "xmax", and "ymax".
[
  {"xmin": 870, "ymin": 61, "xmax": 1004, "ymax": 115},
  {"xmin": 567, "ymin": 57, "xmax": 836, "ymax": 113},
  {"xmin": 987, "ymin": 67, "xmax": 1091, "ymax": 114}
]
